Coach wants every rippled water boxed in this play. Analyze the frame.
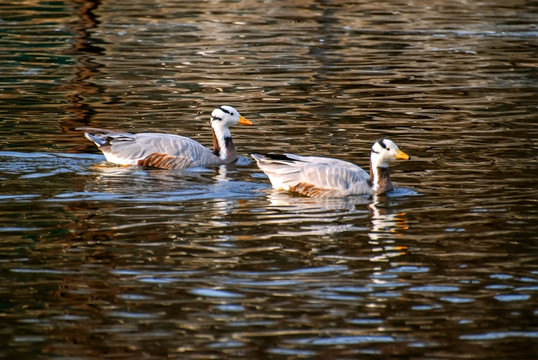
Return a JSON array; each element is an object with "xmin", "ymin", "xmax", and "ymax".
[{"xmin": 1, "ymin": 0, "xmax": 537, "ymax": 358}]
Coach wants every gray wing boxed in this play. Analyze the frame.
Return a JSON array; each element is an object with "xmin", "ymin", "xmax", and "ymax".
[
  {"xmin": 129, "ymin": 133, "xmax": 220, "ymax": 168},
  {"xmin": 252, "ymin": 153, "xmax": 372, "ymax": 197},
  {"xmin": 81, "ymin": 128, "xmax": 220, "ymax": 169}
]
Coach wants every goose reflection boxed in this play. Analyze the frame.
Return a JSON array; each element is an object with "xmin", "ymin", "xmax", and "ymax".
[
  {"xmin": 79, "ymin": 162, "xmax": 260, "ymax": 204},
  {"xmin": 367, "ymin": 198, "xmax": 409, "ymax": 262},
  {"xmin": 263, "ymin": 191, "xmax": 410, "ymax": 252},
  {"xmin": 263, "ymin": 191, "xmax": 371, "ymax": 237},
  {"xmin": 266, "ymin": 190, "xmax": 371, "ymax": 212}
]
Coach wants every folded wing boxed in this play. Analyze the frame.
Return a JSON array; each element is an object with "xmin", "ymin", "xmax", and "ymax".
[
  {"xmin": 251, "ymin": 153, "xmax": 372, "ymax": 197},
  {"xmin": 80, "ymin": 127, "xmax": 219, "ymax": 169}
]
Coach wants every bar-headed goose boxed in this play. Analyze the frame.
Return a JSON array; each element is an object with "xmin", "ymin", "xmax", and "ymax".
[
  {"xmin": 252, "ymin": 139, "xmax": 410, "ymax": 197},
  {"xmin": 79, "ymin": 105, "xmax": 252, "ymax": 170}
]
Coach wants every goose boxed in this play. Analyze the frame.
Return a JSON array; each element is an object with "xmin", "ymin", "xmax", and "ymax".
[
  {"xmin": 79, "ymin": 105, "xmax": 252, "ymax": 170},
  {"xmin": 251, "ymin": 139, "xmax": 410, "ymax": 198}
]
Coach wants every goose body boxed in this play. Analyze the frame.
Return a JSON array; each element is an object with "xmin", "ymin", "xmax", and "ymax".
[
  {"xmin": 79, "ymin": 106, "xmax": 252, "ymax": 170},
  {"xmin": 252, "ymin": 139, "xmax": 410, "ymax": 198}
]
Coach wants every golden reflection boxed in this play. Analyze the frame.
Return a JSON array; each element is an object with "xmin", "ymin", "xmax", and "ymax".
[{"xmin": 61, "ymin": 0, "xmax": 108, "ymax": 150}]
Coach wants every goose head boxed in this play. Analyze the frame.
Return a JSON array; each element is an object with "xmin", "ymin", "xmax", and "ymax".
[
  {"xmin": 370, "ymin": 139, "xmax": 409, "ymax": 168},
  {"xmin": 210, "ymin": 105, "xmax": 252, "ymax": 131},
  {"xmin": 209, "ymin": 105, "xmax": 252, "ymax": 162},
  {"xmin": 369, "ymin": 139, "xmax": 410, "ymax": 194}
]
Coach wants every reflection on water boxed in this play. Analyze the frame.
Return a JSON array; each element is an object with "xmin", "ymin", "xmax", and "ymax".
[
  {"xmin": 368, "ymin": 199, "xmax": 410, "ymax": 263},
  {"xmin": 1, "ymin": 0, "xmax": 537, "ymax": 358}
]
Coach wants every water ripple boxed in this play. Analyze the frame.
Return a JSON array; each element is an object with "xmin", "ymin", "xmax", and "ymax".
[{"xmin": 0, "ymin": 0, "xmax": 536, "ymax": 359}]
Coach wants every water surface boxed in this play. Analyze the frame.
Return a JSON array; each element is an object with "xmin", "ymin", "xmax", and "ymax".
[{"xmin": 1, "ymin": 0, "xmax": 537, "ymax": 358}]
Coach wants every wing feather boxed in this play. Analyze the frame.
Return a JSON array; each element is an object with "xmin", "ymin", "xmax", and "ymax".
[
  {"xmin": 82, "ymin": 129, "xmax": 221, "ymax": 169},
  {"xmin": 137, "ymin": 153, "xmax": 195, "ymax": 170},
  {"xmin": 252, "ymin": 153, "xmax": 372, "ymax": 197}
]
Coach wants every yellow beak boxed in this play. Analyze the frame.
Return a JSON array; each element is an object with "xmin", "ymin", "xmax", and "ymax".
[
  {"xmin": 395, "ymin": 149, "xmax": 410, "ymax": 160},
  {"xmin": 238, "ymin": 115, "xmax": 253, "ymax": 125}
]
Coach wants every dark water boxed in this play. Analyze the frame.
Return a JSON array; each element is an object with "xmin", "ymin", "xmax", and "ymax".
[{"xmin": 1, "ymin": 0, "xmax": 537, "ymax": 358}]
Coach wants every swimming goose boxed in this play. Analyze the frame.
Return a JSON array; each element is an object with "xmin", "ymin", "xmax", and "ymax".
[
  {"xmin": 79, "ymin": 105, "xmax": 252, "ymax": 170},
  {"xmin": 251, "ymin": 139, "xmax": 410, "ymax": 197}
]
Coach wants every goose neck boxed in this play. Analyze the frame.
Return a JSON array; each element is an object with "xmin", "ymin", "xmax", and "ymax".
[
  {"xmin": 370, "ymin": 160, "xmax": 393, "ymax": 194},
  {"xmin": 212, "ymin": 127, "xmax": 237, "ymax": 162}
]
